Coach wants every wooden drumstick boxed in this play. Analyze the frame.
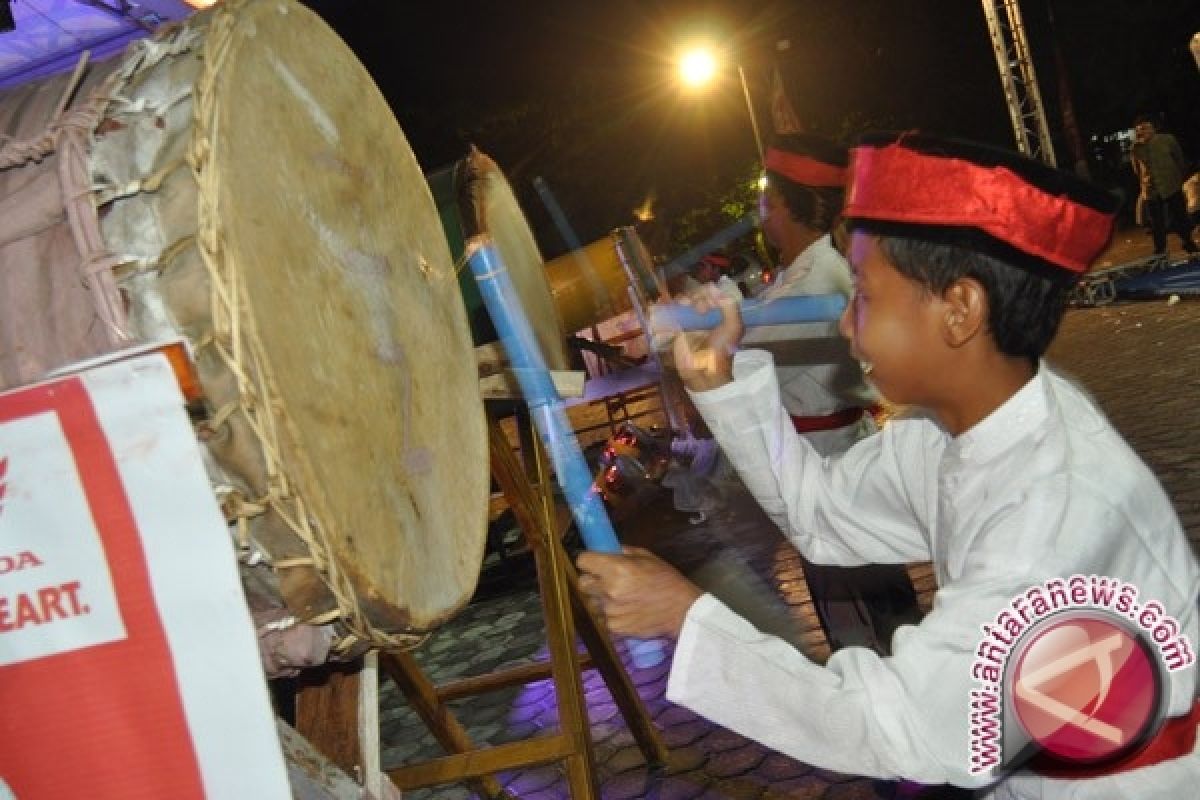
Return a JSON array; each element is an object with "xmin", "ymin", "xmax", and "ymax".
[
  {"xmin": 466, "ymin": 237, "xmax": 667, "ymax": 668},
  {"xmin": 652, "ymin": 294, "xmax": 847, "ymax": 332}
]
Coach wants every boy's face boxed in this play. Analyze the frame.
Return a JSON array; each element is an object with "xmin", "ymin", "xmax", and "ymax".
[{"xmin": 840, "ymin": 232, "xmax": 945, "ymax": 406}]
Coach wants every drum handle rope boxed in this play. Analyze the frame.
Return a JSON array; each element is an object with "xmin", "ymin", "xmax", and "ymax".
[
  {"xmin": 188, "ymin": 0, "xmax": 425, "ymax": 655},
  {"xmin": 1, "ymin": 28, "xmax": 208, "ymax": 350},
  {"xmin": 0, "ymin": 49, "xmax": 146, "ymax": 348}
]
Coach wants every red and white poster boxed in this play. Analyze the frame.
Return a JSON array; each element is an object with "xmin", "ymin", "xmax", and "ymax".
[{"xmin": 0, "ymin": 353, "xmax": 289, "ymax": 799}]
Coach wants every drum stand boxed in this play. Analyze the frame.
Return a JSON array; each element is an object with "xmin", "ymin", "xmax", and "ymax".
[{"xmin": 294, "ymin": 413, "xmax": 667, "ymax": 799}]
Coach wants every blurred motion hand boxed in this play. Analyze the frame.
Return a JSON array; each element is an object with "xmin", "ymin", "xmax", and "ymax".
[
  {"xmin": 668, "ymin": 285, "xmax": 744, "ymax": 392},
  {"xmin": 576, "ymin": 546, "xmax": 704, "ymax": 639}
]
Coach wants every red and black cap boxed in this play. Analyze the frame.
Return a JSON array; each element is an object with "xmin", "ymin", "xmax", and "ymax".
[
  {"xmin": 764, "ymin": 133, "xmax": 848, "ymax": 189},
  {"xmin": 844, "ymin": 132, "xmax": 1118, "ymax": 275},
  {"xmin": 697, "ymin": 252, "xmax": 732, "ymax": 271}
]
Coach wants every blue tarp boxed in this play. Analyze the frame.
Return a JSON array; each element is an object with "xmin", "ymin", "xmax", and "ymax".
[{"xmin": 1116, "ymin": 257, "xmax": 1200, "ymax": 297}]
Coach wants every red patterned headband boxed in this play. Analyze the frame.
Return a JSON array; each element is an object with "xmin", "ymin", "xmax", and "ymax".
[
  {"xmin": 844, "ymin": 143, "xmax": 1115, "ymax": 274},
  {"xmin": 764, "ymin": 147, "xmax": 847, "ymax": 188}
]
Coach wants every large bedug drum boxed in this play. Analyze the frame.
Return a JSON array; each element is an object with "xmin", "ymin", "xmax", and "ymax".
[
  {"xmin": 427, "ymin": 147, "xmax": 570, "ymax": 371},
  {"xmin": 0, "ymin": 0, "xmax": 489, "ymax": 651}
]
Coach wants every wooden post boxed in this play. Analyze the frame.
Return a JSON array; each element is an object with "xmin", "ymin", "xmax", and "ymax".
[
  {"xmin": 294, "ymin": 654, "xmax": 400, "ymax": 797},
  {"xmin": 295, "ymin": 661, "xmax": 366, "ymax": 778}
]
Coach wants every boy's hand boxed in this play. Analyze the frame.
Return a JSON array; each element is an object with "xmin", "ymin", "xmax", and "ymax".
[
  {"xmin": 651, "ymin": 285, "xmax": 744, "ymax": 392},
  {"xmin": 576, "ymin": 547, "xmax": 704, "ymax": 639}
]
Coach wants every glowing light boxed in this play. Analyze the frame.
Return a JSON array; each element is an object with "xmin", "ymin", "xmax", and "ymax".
[
  {"xmin": 184, "ymin": 0, "xmax": 219, "ymax": 8},
  {"xmin": 757, "ymin": 173, "xmax": 769, "ymax": 190},
  {"xmin": 679, "ymin": 47, "xmax": 718, "ymax": 88},
  {"xmin": 633, "ymin": 194, "xmax": 655, "ymax": 222}
]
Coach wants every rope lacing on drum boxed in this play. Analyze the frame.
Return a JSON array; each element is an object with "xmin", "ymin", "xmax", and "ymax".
[
  {"xmin": 0, "ymin": 57, "xmax": 91, "ymax": 169},
  {"xmin": 92, "ymin": 156, "xmax": 187, "ymax": 206},
  {"xmin": 187, "ymin": 0, "xmax": 426, "ymax": 655},
  {"xmin": 1, "ymin": 27, "xmax": 208, "ymax": 350},
  {"xmin": 101, "ymin": 85, "xmax": 194, "ymax": 120},
  {"xmin": 0, "ymin": 28, "xmax": 199, "ymax": 170},
  {"xmin": 0, "ymin": 54, "xmax": 125, "ymax": 345}
]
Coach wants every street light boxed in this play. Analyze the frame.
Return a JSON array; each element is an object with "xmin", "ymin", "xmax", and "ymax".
[
  {"xmin": 679, "ymin": 48, "xmax": 717, "ymax": 88},
  {"xmin": 675, "ymin": 45, "xmax": 765, "ymax": 163}
]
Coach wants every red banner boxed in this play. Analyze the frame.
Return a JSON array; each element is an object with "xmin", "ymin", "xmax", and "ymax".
[
  {"xmin": 770, "ymin": 66, "xmax": 804, "ymax": 135},
  {"xmin": 0, "ymin": 354, "xmax": 288, "ymax": 799}
]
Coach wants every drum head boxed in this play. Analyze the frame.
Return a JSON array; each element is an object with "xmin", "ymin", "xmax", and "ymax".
[
  {"xmin": 212, "ymin": 1, "xmax": 487, "ymax": 631},
  {"xmin": 430, "ymin": 149, "xmax": 569, "ymax": 371}
]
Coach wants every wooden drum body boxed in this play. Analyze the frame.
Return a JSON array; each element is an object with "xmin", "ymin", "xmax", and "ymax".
[
  {"xmin": 544, "ymin": 226, "xmax": 661, "ymax": 336},
  {"xmin": 0, "ymin": 0, "xmax": 488, "ymax": 648}
]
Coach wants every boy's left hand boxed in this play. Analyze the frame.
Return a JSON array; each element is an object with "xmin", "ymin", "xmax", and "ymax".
[
  {"xmin": 649, "ymin": 286, "xmax": 743, "ymax": 392},
  {"xmin": 576, "ymin": 547, "xmax": 704, "ymax": 639}
]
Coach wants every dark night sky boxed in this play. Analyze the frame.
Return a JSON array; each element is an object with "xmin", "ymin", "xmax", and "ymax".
[{"xmin": 302, "ymin": 0, "xmax": 1200, "ymax": 255}]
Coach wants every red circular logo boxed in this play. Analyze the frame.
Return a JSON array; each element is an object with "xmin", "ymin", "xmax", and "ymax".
[{"xmin": 1009, "ymin": 612, "xmax": 1163, "ymax": 764}]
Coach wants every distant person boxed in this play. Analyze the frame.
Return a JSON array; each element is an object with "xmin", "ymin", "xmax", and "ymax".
[
  {"xmin": 726, "ymin": 251, "xmax": 765, "ymax": 298},
  {"xmin": 754, "ymin": 134, "xmax": 877, "ymax": 452},
  {"xmin": 579, "ymin": 132, "xmax": 1200, "ymax": 798},
  {"xmin": 1130, "ymin": 115, "xmax": 1198, "ymax": 256},
  {"xmin": 666, "ymin": 251, "xmax": 742, "ymax": 519},
  {"xmin": 1184, "ymin": 171, "xmax": 1200, "ymax": 230},
  {"xmin": 681, "ymin": 252, "xmax": 743, "ymax": 300},
  {"xmin": 742, "ymin": 132, "xmax": 921, "ymax": 654}
]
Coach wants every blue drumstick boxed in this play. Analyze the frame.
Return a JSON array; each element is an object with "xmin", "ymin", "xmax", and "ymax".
[
  {"xmin": 654, "ymin": 294, "xmax": 847, "ymax": 331},
  {"xmin": 467, "ymin": 240, "xmax": 666, "ymax": 668}
]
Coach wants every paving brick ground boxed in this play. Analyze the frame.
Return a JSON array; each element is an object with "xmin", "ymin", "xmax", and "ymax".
[{"xmin": 380, "ymin": 245, "xmax": 1200, "ymax": 799}]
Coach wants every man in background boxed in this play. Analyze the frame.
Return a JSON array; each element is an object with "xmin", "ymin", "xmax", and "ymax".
[
  {"xmin": 746, "ymin": 133, "xmax": 922, "ymax": 654},
  {"xmin": 1131, "ymin": 115, "xmax": 1198, "ymax": 257}
]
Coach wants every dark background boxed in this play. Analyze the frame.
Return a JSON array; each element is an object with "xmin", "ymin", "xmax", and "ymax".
[{"xmin": 301, "ymin": 0, "xmax": 1200, "ymax": 259}]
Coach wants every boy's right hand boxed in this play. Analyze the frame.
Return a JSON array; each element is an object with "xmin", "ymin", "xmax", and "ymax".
[
  {"xmin": 576, "ymin": 547, "xmax": 703, "ymax": 639},
  {"xmin": 668, "ymin": 285, "xmax": 744, "ymax": 392}
]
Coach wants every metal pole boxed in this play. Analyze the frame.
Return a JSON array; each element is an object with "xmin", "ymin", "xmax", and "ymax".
[
  {"xmin": 737, "ymin": 64, "xmax": 766, "ymax": 163},
  {"xmin": 979, "ymin": 0, "xmax": 1057, "ymax": 166},
  {"xmin": 660, "ymin": 213, "xmax": 758, "ymax": 283},
  {"xmin": 1002, "ymin": 0, "xmax": 1056, "ymax": 167}
]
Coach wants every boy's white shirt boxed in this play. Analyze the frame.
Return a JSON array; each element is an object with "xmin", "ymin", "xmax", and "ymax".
[{"xmin": 672, "ymin": 349, "xmax": 1200, "ymax": 796}]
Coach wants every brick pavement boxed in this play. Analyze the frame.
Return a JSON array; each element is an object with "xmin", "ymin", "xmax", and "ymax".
[
  {"xmin": 380, "ymin": 282, "xmax": 1200, "ymax": 799},
  {"xmin": 1048, "ymin": 298, "xmax": 1200, "ymax": 545}
]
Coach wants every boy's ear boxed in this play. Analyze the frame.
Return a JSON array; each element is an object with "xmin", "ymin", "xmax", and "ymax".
[{"xmin": 940, "ymin": 277, "xmax": 987, "ymax": 347}]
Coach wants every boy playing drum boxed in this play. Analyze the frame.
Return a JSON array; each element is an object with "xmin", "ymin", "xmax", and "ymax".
[{"xmin": 578, "ymin": 132, "xmax": 1200, "ymax": 798}]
